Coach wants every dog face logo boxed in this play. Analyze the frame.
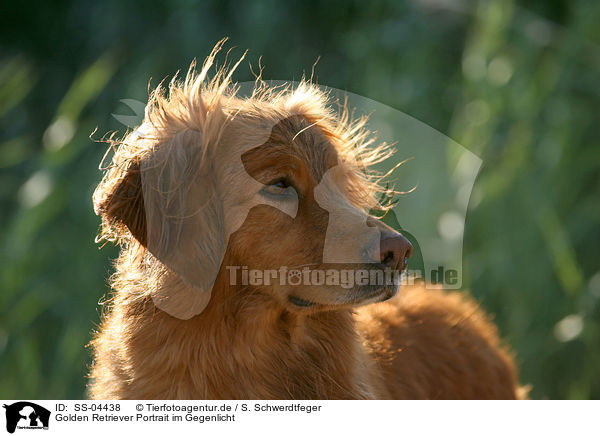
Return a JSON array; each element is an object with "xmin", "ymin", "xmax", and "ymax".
[
  {"xmin": 2, "ymin": 402, "xmax": 50, "ymax": 433},
  {"xmin": 131, "ymin": 109, "xmax": 411, "ymax": 315},
  {"xmin": 97, "ymin": 71, "xmax": 478, "ymax": 320}
]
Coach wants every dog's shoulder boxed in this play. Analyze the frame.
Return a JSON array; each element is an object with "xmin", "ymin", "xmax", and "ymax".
[{"xmin": 355, "ymin": 286, "xmax": 525, "ymax": 399}]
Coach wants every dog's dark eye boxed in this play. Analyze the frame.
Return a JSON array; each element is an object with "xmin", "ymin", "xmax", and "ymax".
[{"xmin": 261, "ymin": 179, "xmax": 290, "ymax": 196}]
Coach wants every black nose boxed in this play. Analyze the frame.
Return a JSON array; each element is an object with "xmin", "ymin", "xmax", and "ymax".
[{"xmin": 380, "ymin": 232, "xmax": 413, "ymax": 270}]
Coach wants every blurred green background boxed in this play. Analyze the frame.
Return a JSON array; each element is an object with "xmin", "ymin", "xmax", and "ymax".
[{"xmin": 1, "ymin": 0, "xmax": 599, "ymax": 399}]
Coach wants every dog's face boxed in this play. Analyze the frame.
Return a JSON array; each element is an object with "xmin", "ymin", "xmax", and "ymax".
[
  {"xmin": 95, "ymin": 80, "xmax": 411, "ymax": 318},
  {"xmin": 213, "ymin": 113, "xmax": 412, "ymax": 312}
]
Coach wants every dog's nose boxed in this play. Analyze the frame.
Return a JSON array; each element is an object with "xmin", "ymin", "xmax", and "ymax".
[{"xmin": 380, "ymin": 232, "xmax": 413, "ymax": 270}]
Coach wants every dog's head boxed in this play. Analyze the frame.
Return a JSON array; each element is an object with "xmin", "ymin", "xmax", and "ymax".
[{"xmin": 94, "ymin": 46, "xmax": 411, "ymax": 318}]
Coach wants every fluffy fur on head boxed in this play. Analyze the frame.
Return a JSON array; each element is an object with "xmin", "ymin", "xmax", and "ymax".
[
  {"xmin": 92, "ymin": 40, "xmax": 400, "ymax": 318},
  {"xmin": 89, "ymin": 41, "xmax": 525, "ymax": 399},
  {"xmin": 94, "ymin": 41, "xmax": 391, "ymax": 248}
]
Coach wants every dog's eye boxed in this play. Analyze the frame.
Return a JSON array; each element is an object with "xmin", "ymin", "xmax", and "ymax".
[{"xmin": 261, "ymin": 180, "xmax": 289, "ymax": 196}]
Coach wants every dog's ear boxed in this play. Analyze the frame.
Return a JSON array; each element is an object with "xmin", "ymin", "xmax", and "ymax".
[
  {"xmin": 141, "ymin": 129, "xmax": 225, "ymax": 297},
  {"xmin": 95, "ymin": 127, "xmax": 225, "ymax": 318},
  {"xmin": 95, "ymin": 157, "xmax": 148, "ymax": 246}
]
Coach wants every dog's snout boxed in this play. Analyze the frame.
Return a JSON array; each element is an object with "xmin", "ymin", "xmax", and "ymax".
[{"xmin": 380, "ymin": 232, "xmax": 413, "ymax": 270}]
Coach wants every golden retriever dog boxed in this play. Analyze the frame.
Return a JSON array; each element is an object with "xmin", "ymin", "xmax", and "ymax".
[{"xmin": 89, "ymin": 42, "xmax": 525, "ymax": 399}]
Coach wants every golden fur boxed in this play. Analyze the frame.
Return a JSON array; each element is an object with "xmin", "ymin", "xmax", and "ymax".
[{"xmin": 89, "ymin": 42, "xmax": 524, "ymax": 399}]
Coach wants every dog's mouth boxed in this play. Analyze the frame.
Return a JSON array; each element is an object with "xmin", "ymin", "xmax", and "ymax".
[
  {"xmin": 288, "ymin": 283, "xmax": 400, "ymax": 309},
  {"xmin": 276, "ymin": 263, "xmax": 405, "ymax": 310},
  {"xmin": 288, "ymin": 295, "xmax": 317, "ymax": 307}
]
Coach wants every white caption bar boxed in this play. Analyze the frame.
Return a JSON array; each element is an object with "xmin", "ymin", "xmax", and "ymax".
[{"xmin": 0, "ymin": 400, "xmax": 598, "ymax": 436}]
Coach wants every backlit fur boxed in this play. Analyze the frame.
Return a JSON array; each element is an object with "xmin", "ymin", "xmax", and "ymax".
[{"xmin": 89, "ymin": 42, "xmax": 525, "ymax": 399}]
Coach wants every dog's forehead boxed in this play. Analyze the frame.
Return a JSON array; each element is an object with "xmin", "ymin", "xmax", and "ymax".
[{"xmin": 244, "ymin": 114, "xmax": 339, "ymax": 182}]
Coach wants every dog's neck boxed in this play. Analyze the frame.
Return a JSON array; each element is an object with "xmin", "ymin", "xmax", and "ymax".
[
  {"xmin": 198, "ymin": 281, "xmax": 374, "ymax": 399},
  {"xmin": 108, "ymin": 260, "xmax": 381, "ymax": 399}
]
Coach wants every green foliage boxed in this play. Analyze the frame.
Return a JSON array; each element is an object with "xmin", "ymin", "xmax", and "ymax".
[{"xmin": 0, "ymin": 0, "xmax": 598, "ymax": 399}]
